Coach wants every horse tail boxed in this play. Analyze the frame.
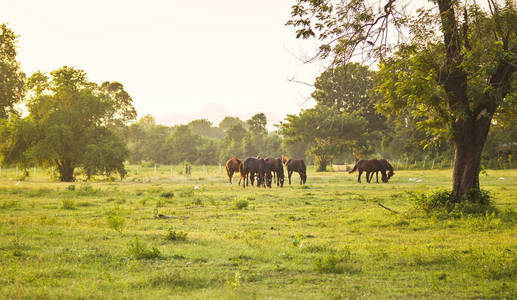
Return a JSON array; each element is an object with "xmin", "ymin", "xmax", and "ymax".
[{"xmin": 348, "ymin": 164, "xmax": 358, "ymax": 174}]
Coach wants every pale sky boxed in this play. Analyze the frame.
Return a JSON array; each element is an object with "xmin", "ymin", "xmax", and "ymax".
[{"xmin": 2, "ymin": 0, "xmax": 323, "ymax": 125}]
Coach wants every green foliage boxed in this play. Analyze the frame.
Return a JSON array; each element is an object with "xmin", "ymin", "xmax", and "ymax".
[
  {"xmin": 234, "ymin": 199, "xmax": 249, "ymax": 210},
  {"xmin": 105, "ymin": 207, "xmax": 126, "ymax": 233},
  {"xmin": 409, "ymin": 189, "xmax": 495, "ymax": 216},
  {"xmin": 313, "ymin": 249, "xmax": 360, "ymax": 274},
  {"xmin": 1, "ymin": 66, "xmax": 134, "ymax": 181},
  {"xmin": 165, "ymin": 228, "xmax": 188, "ymax": 241},
  {"xmin": 160, "ymin": 192, "xmax": 174, "ymax": 198},
  {"xmin": 126, "ymin": 238, "xmax": 161, "ymax": 260},
  {"xmin": 61, "ymin": 199, "xmax": 76, "ymax": 210},
  {"xmin": 0, "ymin": 23, "xmax": 25, "ymax": 118},
  {"xmin": 279, "ymin": 105, "xmax": 366, "ymax": 170},
  {"xmin": 11, "ymin": 234, "xmax": 25, "ymax": 257}
]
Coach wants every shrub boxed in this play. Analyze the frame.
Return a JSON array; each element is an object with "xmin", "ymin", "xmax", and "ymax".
[
  {"xmin": 61, "ymin": 199, "xmax": 76, "ymax": 210},
  {"xmin": 409, "ymin": 188, "xmax": 496, "ymax": 216},
  {"xmin": 106, "ymin": 207, "xmax": 126, "ymax": 233},
  {"xmin": 313, "ymin": 248, "xmax": 360, "ymax": 274},
  {"xmin": 234, "ymin": 199, "xmax": 249, "ymax": 210},
  {"xmin": 160, "ymin": 192, "xmax": 174, "ymax": 198},
  {"xmin": 165, "ymin": 228, "xmax": 188, "ymax": 241},
  {"xmin": 11, "ymin": 235, "xmax": 25, "ymax": 257},
  {"xmin": 127, "ymin": 238, "xmax": 161, "ymax": 259}
]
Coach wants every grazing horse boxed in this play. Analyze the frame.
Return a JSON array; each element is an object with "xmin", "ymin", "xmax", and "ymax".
[
  {"xmin": 265, "ymin": 157, "xmax": 284, "ymax": 187},
  {"xmin": 281, "ymin": 154, "xmax": 307, "ymax": 185},
  {"xmin": 348, "ymin": 159, "xmax": 387, "ymax": 183},
  {"xmin": 241, "ymin": 157, "xmax": 271, "ymax": 188},
  {"xmin": 225, "ymin": 156, "xmax": 242, "ymax": 185},
  {"xmin": 368, "ymin": 159, "xmax": 394, "ymax": 183}
]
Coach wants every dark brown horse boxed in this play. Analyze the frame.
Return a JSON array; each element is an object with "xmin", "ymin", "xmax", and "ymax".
[
  {"xmin": 241, "ymin": 157, "xmax": 271, "ymax": 188},
  {"xmin": 225, "ymin": 156, "xmax": 241, "ymax": 185},
  {"xmin": 368, "ymin": 159, "xmax": 394, "ymax": 183},
  {"xmin": 281, "ymin": 154, "xmax": 307, "ymax": 185},
  {"xmin": 265, "ymin": 157, "xmax": 284, "ymax": 187},
  {"xmin": 349, "ymin": 159, "xmax": 388, "ymax": 183}
]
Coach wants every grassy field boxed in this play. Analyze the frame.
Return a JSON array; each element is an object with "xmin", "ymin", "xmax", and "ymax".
[{"xmin": 0, "ymin": 166, "xmax": 516, "ymax": 299}]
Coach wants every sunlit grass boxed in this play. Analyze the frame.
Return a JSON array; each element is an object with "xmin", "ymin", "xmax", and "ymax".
[{"xmin": 0, "ymin": 167, "xmax": 515, "ymax": 298}]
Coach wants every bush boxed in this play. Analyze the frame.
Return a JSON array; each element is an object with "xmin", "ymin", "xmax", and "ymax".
[
  {"xmin": 127, "ymin": 238, "xmax": 161, "ymax": 259},
  {"xmin": 313, "ymin": 249, "xmax": 360, "ymax": 274},
  {"xmin": 106, "ymin": 207, "xmax": 126, "ymax": 232},
  {"xmin": 165, "ymin": 228, "xmax": 188, "ymax": 241},
  {"xmin": 160, "ymin": 192, "xmax": 174, "ymax": 198},
  {"xmin": 410, "ymin": 188, "xmax": 496, "ymax": 216},
  {"xmin": 234, "ymin": 199, "xmax": 249, "ymax": 210},
  {"xmin": 61, "ymin": 199, "xmax": 76, "ymax": 210}
]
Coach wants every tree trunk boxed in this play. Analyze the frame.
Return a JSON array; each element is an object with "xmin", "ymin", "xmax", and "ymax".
[
  {"xmin": 56, "ymin": 159, "xmax": 74, "ymax": 182},
  {"xmin": 451, "ymin": 117, "xmax": 491, "ymax": 202},
  {"xmin": 316, "ymin": 157, "xmax": 328, "ymax": 172}
]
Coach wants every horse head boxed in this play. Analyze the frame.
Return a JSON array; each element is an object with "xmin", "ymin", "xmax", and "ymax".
[{"xmin": 281, "ymin": 154, "xmax": 288, "ymax": 165}]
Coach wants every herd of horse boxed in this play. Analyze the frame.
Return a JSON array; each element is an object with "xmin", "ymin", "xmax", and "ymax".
[{"xmin": 225, "ymin": 155, "xmax": 394, "ymax": 188}]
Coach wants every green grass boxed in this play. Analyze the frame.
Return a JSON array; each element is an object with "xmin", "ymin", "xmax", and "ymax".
[{"xmin": 0, "ymin": 167, "xmax": 516, "ymax": 299}]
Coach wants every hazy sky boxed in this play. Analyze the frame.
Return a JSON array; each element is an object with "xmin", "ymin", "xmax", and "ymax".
[{"xmin": 3, "ymin": 0, "xmax": 323, "ymax": 124}]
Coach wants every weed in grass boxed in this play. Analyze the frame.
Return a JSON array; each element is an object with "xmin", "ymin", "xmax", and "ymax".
[
  {"xmin": 160, "ymin": 192, "xmax": 174, "ymax": 198},
  {"xmin": 11, "ymin": 234, "xmax": 25, "ymax": 257},
  {"xmin": 226, "ymin": 271, "xmax": 241, "ymax": 288},
  {"xmin": 139, "ymin": 198, "xmax": 148, "ymax": 206},
  {"xmin": 290, "ymin": 234, "xmax": 302, "ymax": 247},
  {"xmin": 127, "ymin": 238, "xmax": 161, "ymax": 260},
  {"xmin": 165, "ymin": 228, "xmax": 188, "ymax": 241},
  {"xmin": 66, "ymin": 184, "xmax": 75, "ymax": 191},
  {"xmin": 313, "ymin": 249, "xmax": 360, "ymax": 274},
  {"xmin": 106, "ymin": 207, "xmax": 125, "ymax": 233},
  {"xmin": 0, "ymin": 200, "xmax": 17, "ymax": 209},
  {"xmin": 61, "ymin": 199, "xmax": 76, "ymax": 210},
  {"xmin": 192, "ymin": 198, "xmax": 203, "ymax": 206},
  {"xmin": 156, "ymin": 200, "xmax": 165, "ymax": 208},
  {"xmin": 179, "ymin": 189, "xmax": 194, "ymax": 197},
  {"xmin": 234, "ymin": 199, "xmax": 249, "ymax": 210}
]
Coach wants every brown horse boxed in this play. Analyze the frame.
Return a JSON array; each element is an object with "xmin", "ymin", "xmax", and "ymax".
[
  {"xmin": 281, "ymin": 154, "xmax": 307, "ymax": 185},
  {"xmin": 348, "ymin": 159, "xmax": 388, "ymax": 183},
  {"xmin": 265, "ymin": 157, "xmax": 284, "ymax": 187},
  {"xmin": 225, "ymin": 156, "xmax": 241, "ymax": 185},
  {"xmin": 368, "ymin": 159, "xmax": 394, "ymax": 183}
]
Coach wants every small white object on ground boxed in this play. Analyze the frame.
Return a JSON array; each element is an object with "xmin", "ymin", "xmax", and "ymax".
[
  {"xmin": 498, "ymin": 177, "xmax": 505, "ymax": 180},
  {"xmin": 194, "ymin": 186, "xmax": 199, "ymax": 190},
  {"xmin": 408, "ymin": 178, "xmax": 416, "ymax": 181},
  {"xmin": 15, "ymin": 181, "xmax": 20, "ymax": 185},
  {"xmin": 416, "ymin": 179, "xmax": 423, "ymax": 182}
]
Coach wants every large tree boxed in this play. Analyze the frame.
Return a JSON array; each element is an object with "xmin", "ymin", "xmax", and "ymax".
[
  {"xmin": 313, "ymin": 63, "xmax": 388, "ymax": 157},
  {"xmin": 279, "ymin": 106, "xmax": 366, "ymax": 171},
  {"xmin": 0, "ymin": 24, "xmax": 25, "ymax": 118},
  {"xmin": 1, "ymin": 67, "xmax": 135, "ymax": 181},
  {"xmin": 288, "ymin": 0, "xmax": 517, "ymax": 201}
]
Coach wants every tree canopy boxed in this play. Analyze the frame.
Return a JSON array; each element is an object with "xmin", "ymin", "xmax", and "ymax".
[
  {"xmin": 1, "ymin": 66, "xmax": 135, "ymax": 181},
  {"xmin": 288, "ymin": 0, "xmax": 517, "ymax": 201},
  {"xmin": 0, "ymin": 23, "xmax": 25, "ymax": 118}
]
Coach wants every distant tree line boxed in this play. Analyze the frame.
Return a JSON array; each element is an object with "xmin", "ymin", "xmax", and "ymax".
[{"xmin": 0, "ymin": 21, "xmax": 515, "ymax": 184}]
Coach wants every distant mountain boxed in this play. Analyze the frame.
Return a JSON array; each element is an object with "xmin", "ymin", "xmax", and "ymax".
[{"xmin": 155, "ymin": 102, "xmax": 282, "ymax": 131}]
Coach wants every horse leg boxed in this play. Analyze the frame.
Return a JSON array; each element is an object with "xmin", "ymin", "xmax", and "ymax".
[
  {"xmin": 358, "ymin": 170, "xmax": 363, "ymax": 183},
  {"xmin": 299, "ymin": 172, "xmax": 303, "ymax": 185},
  {"xmin": 229, "ymin": 170, "xmax": 234, "ymax": 184},
  {"xmin": 376, "ymin": 171, "xmax": 379, "ymax": 183},
  {"xmin": 288, "ymin": 171, "xmax": 293, "ymax": 185}
]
